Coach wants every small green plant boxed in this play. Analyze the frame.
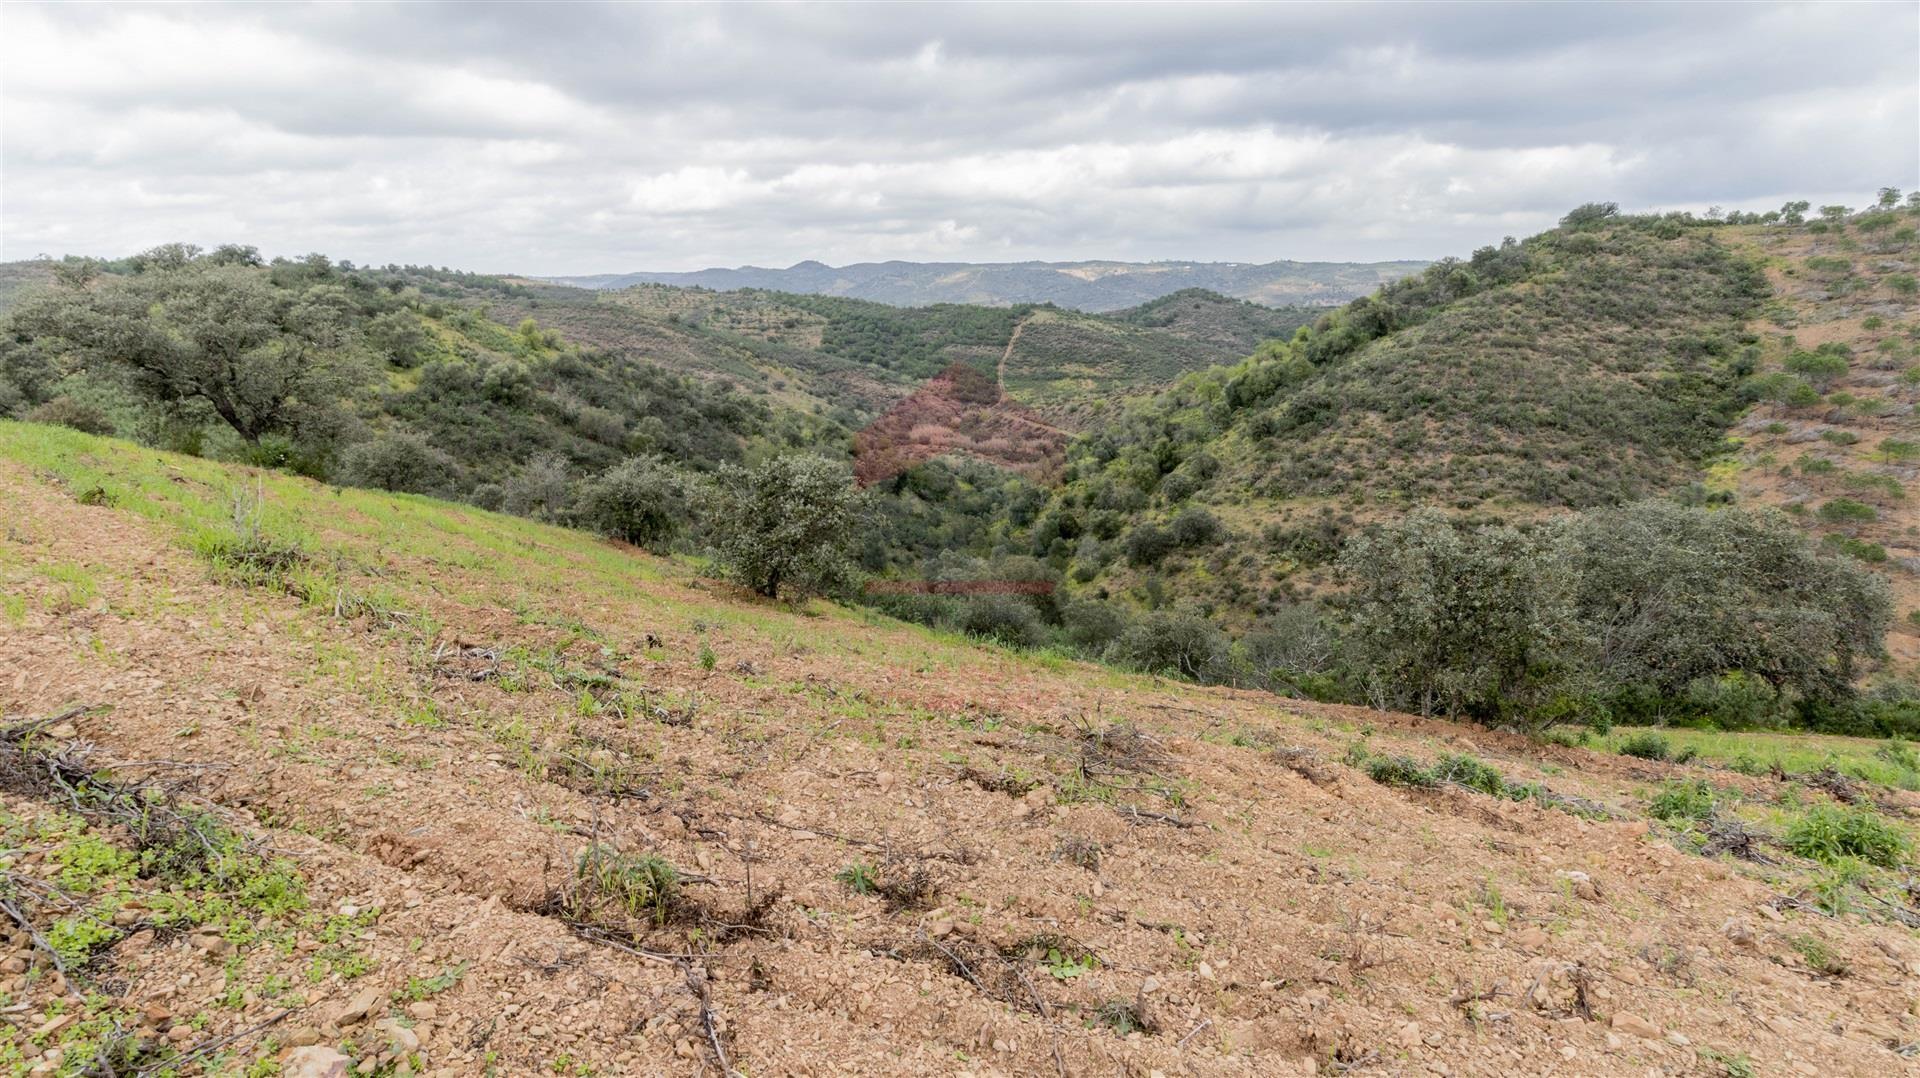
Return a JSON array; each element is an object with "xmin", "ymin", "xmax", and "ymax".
[
  {"xmin": 1088, "ymin": 998, "xmax": 1152, "ymax": 1036},
  {"xmin": 1788, "ymin": 933, "xmax": 1851, "ymax": 977},
  {"xmin": 1699, "ymin": 1047, "xmax": 1756, "ymax": 1078},
  {"xmin": 404, "ymin": 961, "xmax": 469, "ymax": 1000},
  {"xmin": 835, "ymin": 861, "xmax": 876, "ymax": 895},
  {"xmin": 52, "ymin": 831, "xmax": 138, "ymax": 893},
  {"xmin": 698, "ymin": 643, "xmax": 717, "ymax": 671},
  {"xmin": 1053, "ymin": 835, "xmax": 1102, "ymax": 870},
  {"xmin": 573, "ymin": 845, "xmax": 679, "ymax": 926},
  {"xmin": 1365, "ymin": 755, "xmax": 1437, "ymax": 788},
  {"xmin": 1783, "ymin": 805, "xmax": 1910, "ymax": 867},
  {"xmin": 1477, "ymin": 878, "xmax": 1508, "ymax": 925},
  {"xmin": 1648, "ymin": 780, "xmax": 1718, "ymax": 822},
  {"xmin": 46, "ymin": 914, "xmax": 121, "ymax": 967},
  {"xmin": 1875, "ymin": 739, "xmax": 1920, "ymax": 772},
  {"xmin": 1043, "ymin": 948, "xmax": 1097, "ymax": 981},
  {"xmin": 1809, "ymin": 858, "xmax": 1869, "ymax": 916}
]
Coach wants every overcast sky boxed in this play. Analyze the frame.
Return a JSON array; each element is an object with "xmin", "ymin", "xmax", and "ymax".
[{"xmin": 2, "ymin": 2, "xmax": 1915, "ymax": 274}]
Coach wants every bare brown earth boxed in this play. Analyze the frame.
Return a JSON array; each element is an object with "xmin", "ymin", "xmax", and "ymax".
[
  {"xmin": 3, "ymin": 450, "xmax": 1918, "ymax": 1077},
  {"xmin": 853, "ymin": 360, "xmax": 1067, "ymax": 486}
]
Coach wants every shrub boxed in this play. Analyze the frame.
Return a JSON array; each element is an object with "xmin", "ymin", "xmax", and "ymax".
[
  {"xmin": 1239, "ymin": 604, "xmax": 1339, "ymax": 695},
  {"xmin": 573, "ymin": 456, "xmax": 684, "ymax": 547},
  {"xmin": 1783, "ymin": 806, "xmax": 1910, "ymax": 867},
  {"xmin": 1109, "ymin": 610, "xmax": 1229, "ymax": 682},
  {"xmin": 25, "ymin": 396, "xmax": 116, "ymax": 436},
  {"xmin": 1062, "ymin": 597, "xmax": 1129, "ymax": 654},
  {"xmin": 701, "ymin": 454, "xmax": 870, "ymax": 601},
  {"xmin": 1817, "ymin": 498, "xmax": 1876, "ymax": 524},
  {"xmin": 1168, "ymin": 507, "xmax": 1224, "ymax": 547},
  {"xmin": 1681, "ymin": 672, "xmax": 1784, "ymax": 729},
  {"xmin": 1365, "ymin": 755, "xmax": 1437, "ymax": 788},
  {"xmin": 337, "ymin": 429, "xmax": 461, "ymax": 496},
  {"xmin": 500, "ymin": 453, "xmax": 573, "ymax": 521},
  {"xmin": 364, "ymin": 309, "xmax": 434, "ymax": 368},
  {"xmin": 1560, "ymin": 202, "xmax": 1619, "ymax": 229},
  {"xmin": 1617, "ymin": 732, "xmax": 1672, "ymax": 761},
  {"xmin": 1785, "ymin": 349, "xmax": 1848, "ymax": 391},
  {"xmin": 1340, "ymin": 510, "xmax": 1584, "ymax": 726},
  {"xmin": 1564, "ymin": 503, "xmax": 1890, "ymax": 708},
  {"xmin": 955, "ymin": 594, "xmax": 1043, "ymax": 648},
  {"xmin": 1431, "ymin": 753, "xmax": 1508, "ymax": 796},
  {"xmin": 1123, "ymin": 523, "xmax": 1176, "ymax": 566}
]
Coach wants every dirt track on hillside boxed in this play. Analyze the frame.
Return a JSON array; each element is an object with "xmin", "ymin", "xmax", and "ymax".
[{"xmin": 3, "ymin": 462, "xmax": 1917, "ymax": 1076}]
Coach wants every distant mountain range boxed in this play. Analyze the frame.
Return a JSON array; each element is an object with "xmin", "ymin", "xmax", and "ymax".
[{"xmin": 542, "ymin": 257, "xmax": 1429, "ymax": 311}]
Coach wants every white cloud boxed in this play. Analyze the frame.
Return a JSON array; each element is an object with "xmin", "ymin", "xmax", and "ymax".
[{"xmin": 1, "ymin": 1, "xmax": 1913, "ymax": 273}]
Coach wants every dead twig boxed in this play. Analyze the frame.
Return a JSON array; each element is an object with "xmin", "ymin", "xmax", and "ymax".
[
  {"xmin": 136, "ymin": 1008, "xmax": 293, "ymax": 1077},
  {"xmin": 1115, "ymin": 806, "xmax": 1197, "ymax": 829},
  {"xmin": 1176, "ymin": 1017, "xmax": 1213, "ymax": 1049},
  {"xmin": 686, "ymin": 965, "xmax": 733, "ymax": 1077},
  {"xmin": 920, "ymin": 931, "xmax": 986, "ymax": 993},
  {"xmin": 0, "ymin": 895, "xmax": 84, "ymax": 1003}
]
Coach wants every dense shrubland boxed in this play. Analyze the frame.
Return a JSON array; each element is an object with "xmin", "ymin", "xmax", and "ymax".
[
  {"xmin": 855, "ymin": 202, "xmax": 1920, "ymax": 733},
  {"xmin": 0, "ymin": 244, "xmax": 836, "ymax": 515},
  {"xmin": 8, "ymin": 197, "xmax": 1918, "ymax": 737},
  {"xmin": 861, "ymin": 497, "xmax": 1901, "ymax": 735}
]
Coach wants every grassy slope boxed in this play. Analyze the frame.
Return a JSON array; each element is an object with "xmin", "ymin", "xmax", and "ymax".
[
  {"xmin": 2, "ymin": 419, "xmax": 1917, "ymax": 1075},
  {"xmin": 1718, "ymin": 219, "xmax": 1920, "ymax": 674}
]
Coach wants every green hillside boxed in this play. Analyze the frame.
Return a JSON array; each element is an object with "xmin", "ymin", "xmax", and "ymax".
[
  {"xmin": 998, "ymin": 215, "xmax": 1773, "ymax": 615},
  {"xmin": 8, "ymin": 203, "xmax": 1916, "ymax": 740},
  {"xmin": 865, "ymin": 202, "xmax": 1919, "ymax": 734},
  {"xmin": 0, "ymin": 250, "xmax": 835, "ymax": 514},
  {"xmin": 318, "ymin": 268, "xmax": 1301, "ymax": 424}
]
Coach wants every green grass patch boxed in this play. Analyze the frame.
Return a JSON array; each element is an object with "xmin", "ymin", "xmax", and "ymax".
[
  {"xmin": 1782, "ymin": 805, "xmax": 1910, "ymax": 867},
  {"xmin": 1648, "ymin": 779, "xmax": 1719, "ymax": 822}
]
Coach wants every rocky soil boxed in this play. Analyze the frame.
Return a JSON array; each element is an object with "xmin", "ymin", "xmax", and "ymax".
[{"xmin": 1, "ymin": 450, "xmax": 1917, "ymax": 1077}]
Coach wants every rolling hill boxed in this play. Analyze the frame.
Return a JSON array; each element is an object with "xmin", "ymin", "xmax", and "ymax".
[
  {"xmin": 545, "ymin": 256, "xmax": 1428, "ymax": 311},
  {"xmin": 0, "ymin": 421, "xmax": 1912, "ymax": 1076},
  {"xmin": 407, "ymin": 271, "xmax": 1315, "ymax": 424},
  {"xmin": 965, "ymin": 204, "xmax": 1920, "ymax": 675}
]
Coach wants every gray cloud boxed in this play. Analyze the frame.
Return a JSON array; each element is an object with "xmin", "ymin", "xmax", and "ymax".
[{"xmin": 2, "ymin": 1, "xmax": 1913, "ymax": 273}]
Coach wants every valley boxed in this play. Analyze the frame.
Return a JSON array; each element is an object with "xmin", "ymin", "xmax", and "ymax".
[{"xmin": 4, "ymin": 201, "xmax": 1920, "ymax": 1078}]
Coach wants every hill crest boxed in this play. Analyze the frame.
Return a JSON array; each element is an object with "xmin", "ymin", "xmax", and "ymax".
[{"xmin": 544, "ymin": 256, "xmax": 1428, "ymax": 311}]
